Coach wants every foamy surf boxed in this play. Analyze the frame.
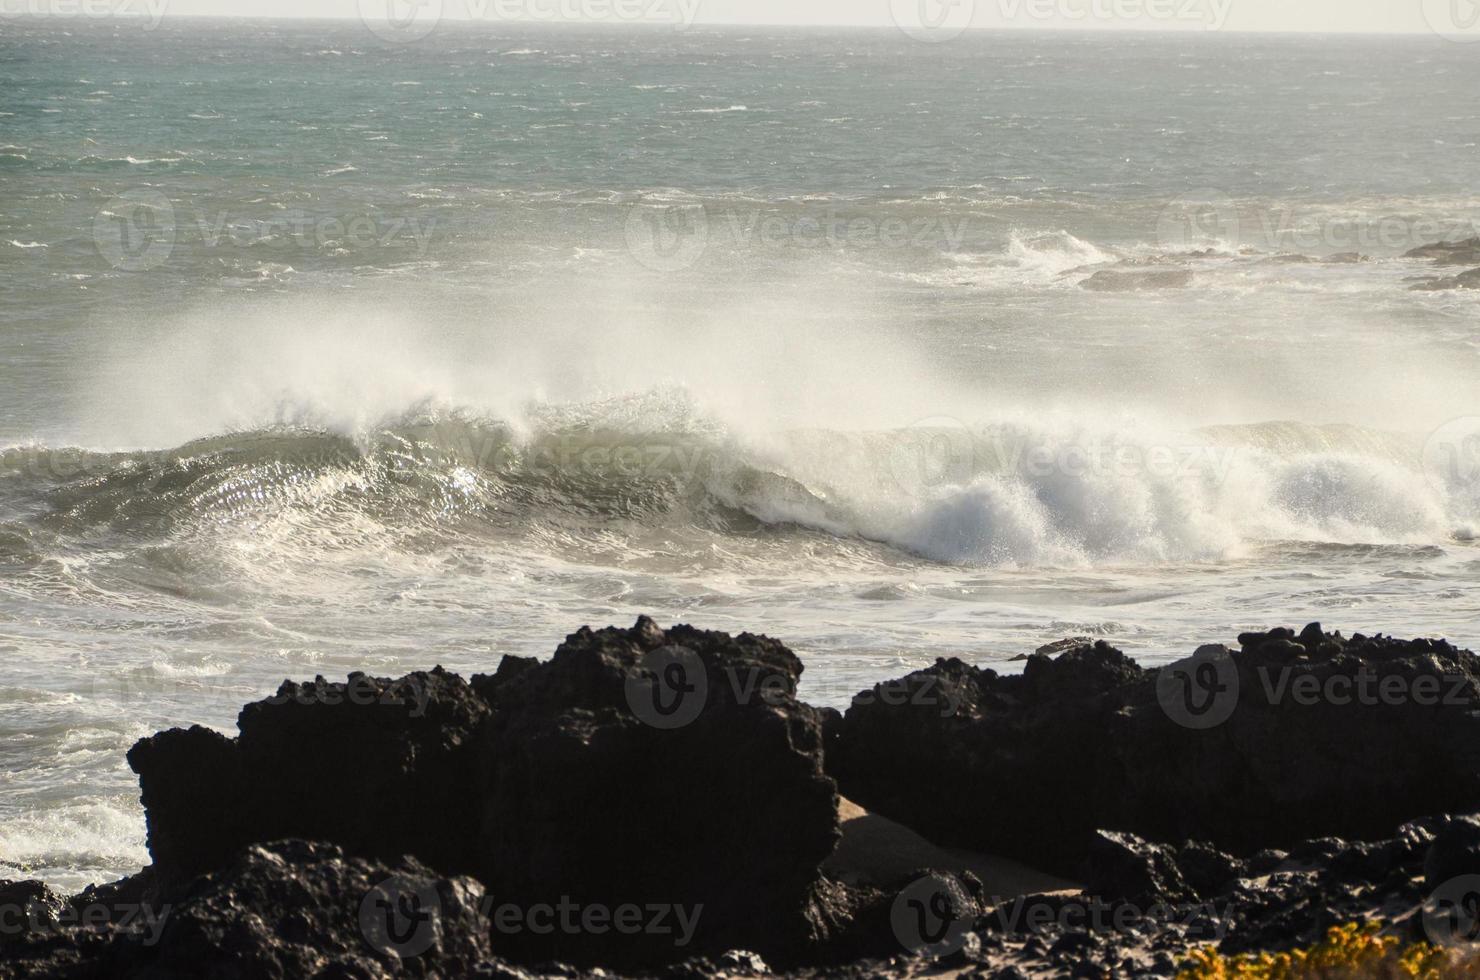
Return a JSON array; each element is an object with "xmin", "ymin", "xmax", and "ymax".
[{"xmin": 3, "ymin": 20, "xmax": 1480, "ymax": 898}]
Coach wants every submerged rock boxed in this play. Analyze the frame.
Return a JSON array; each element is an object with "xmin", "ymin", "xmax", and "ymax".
[
  {"xmin": 1405, "ymin": 237, "xmax": 1480, "ymax": 265},
  {"xmin": 1409, "ymin": 266, "xmax": 1480, "ymax": 291},
  {"xmin": 1080, "ymin": 268, "xmax": 1194, "ymax": 291}
]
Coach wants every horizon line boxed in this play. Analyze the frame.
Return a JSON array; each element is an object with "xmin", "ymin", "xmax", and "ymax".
[{"xmin": 3, "ymin": 11, "xmax": 1445, "ymax": 38}]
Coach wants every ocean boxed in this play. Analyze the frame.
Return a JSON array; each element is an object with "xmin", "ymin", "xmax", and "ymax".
[{"xmin": 1, "ymin": 16, "xmax": 1477, "ymax": 890}]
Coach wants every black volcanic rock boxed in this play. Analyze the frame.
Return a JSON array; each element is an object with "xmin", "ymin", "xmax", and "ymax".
[
  {"xmin": 11, "ymin": 818, "xmax": 1469, "ymax": 980},
  {"xmin": 1084, "ymin": 831, "xmax": 1194, "ymax": 907},
  {"xmin": 128, "ymin": 667, "xmax": 491, "ymax": 886},
  {"xmin": 96, "ymin": 619, "xmax": 1480, "ymax": 977},
  {"xmin": 124, "ymin": 726, "xmax": 246, "ymax": 886},
  {"xmin": 830, "ymin": 628, "xmax": 1480, "ymax": 874},
  {"xmin": 827, "ymin": 642, "xmax": 1147, "ymax": 874},
  {"xmin": 127, "ymin": 619, "xmax": 845, "ymax": 969},
  {"xmin": 0, "ymin": 880, "xmax": 66, "ymax": 946},
  {"xmin": 0, "ymin": 841, "xmax": 496, "ymax": 980},
  {"xmin": 476, "ymin": 617, "xmax": 842, "ymax": 967},
  {"xmin": 1423, "ymin": 815, "xmax": 1480, "ymax": 890}
]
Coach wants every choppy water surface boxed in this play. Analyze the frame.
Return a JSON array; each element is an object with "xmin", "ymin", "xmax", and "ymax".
[{"xmin": 1, "ymin": 18, "xmax": 1477, "ymax": 888}]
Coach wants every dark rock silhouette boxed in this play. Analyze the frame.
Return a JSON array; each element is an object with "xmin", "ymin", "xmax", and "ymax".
[
  {"xmin": 128, "ymin": 667, "xmax": 490, "ymax": 886},
  {"xmin": 1410, "ymin": 267, "xmax": 1480, "ymax": 291},
  {"xmin": 1406, "ymin": 237, "xmax": 1480, "ymax": 265},
  {"xmin": 0, "ymin": 841, "xmax": 495, "ymax": 979},
  {"xmin": 476, "ymin": 618, "xmax": 843, "ymax": 967},
  {"xmin": 11, "ymin": 621, "xmax": 1480, "ymax": 978},
  {"xmin": 830, "ymin": 626, "xmax": 1480, "ymax": 874},
  {"xmin": 1080, "ymin": 268, "xmax": 1194, "ymax": 291},
  {"xmin": 126, "ymin": 618, "xmax": 844, "ymax": 967}
]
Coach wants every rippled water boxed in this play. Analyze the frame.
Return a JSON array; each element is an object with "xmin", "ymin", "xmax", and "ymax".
[{"xmin": 1, "ymin": 18, "xmax": 1478, "ymax": 889}]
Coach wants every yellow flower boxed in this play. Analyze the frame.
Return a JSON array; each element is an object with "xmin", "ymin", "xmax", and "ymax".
[{"xmin": 1175, "ymin": 922, "xmax": 1463, "ymax": 979}]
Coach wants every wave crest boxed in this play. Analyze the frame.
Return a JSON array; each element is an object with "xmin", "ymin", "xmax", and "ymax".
[{"xmin": 2, "ymin": 410, "xmax": 1469, "ymax": 572}]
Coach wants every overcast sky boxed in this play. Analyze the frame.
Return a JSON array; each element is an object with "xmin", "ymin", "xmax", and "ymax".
[{"xmin": 27, "ymin": 0, "xmax": 1456, "ymax": 35}]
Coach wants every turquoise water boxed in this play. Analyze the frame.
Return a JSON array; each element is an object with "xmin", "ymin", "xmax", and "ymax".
[{"xmin": 1, "ymin": 18, "xmax": 1478, "ymax": 888}]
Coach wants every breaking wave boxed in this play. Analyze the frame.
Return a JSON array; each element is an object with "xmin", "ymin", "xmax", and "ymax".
[{"xmin": 2, "ymin": 407, "xmax": 1470, "ymax": 573}]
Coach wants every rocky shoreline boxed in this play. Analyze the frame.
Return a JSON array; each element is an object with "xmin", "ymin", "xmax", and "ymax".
[{"xmin": 5, "ymin": 619, "xmax": 1480, "ymax": 978}]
